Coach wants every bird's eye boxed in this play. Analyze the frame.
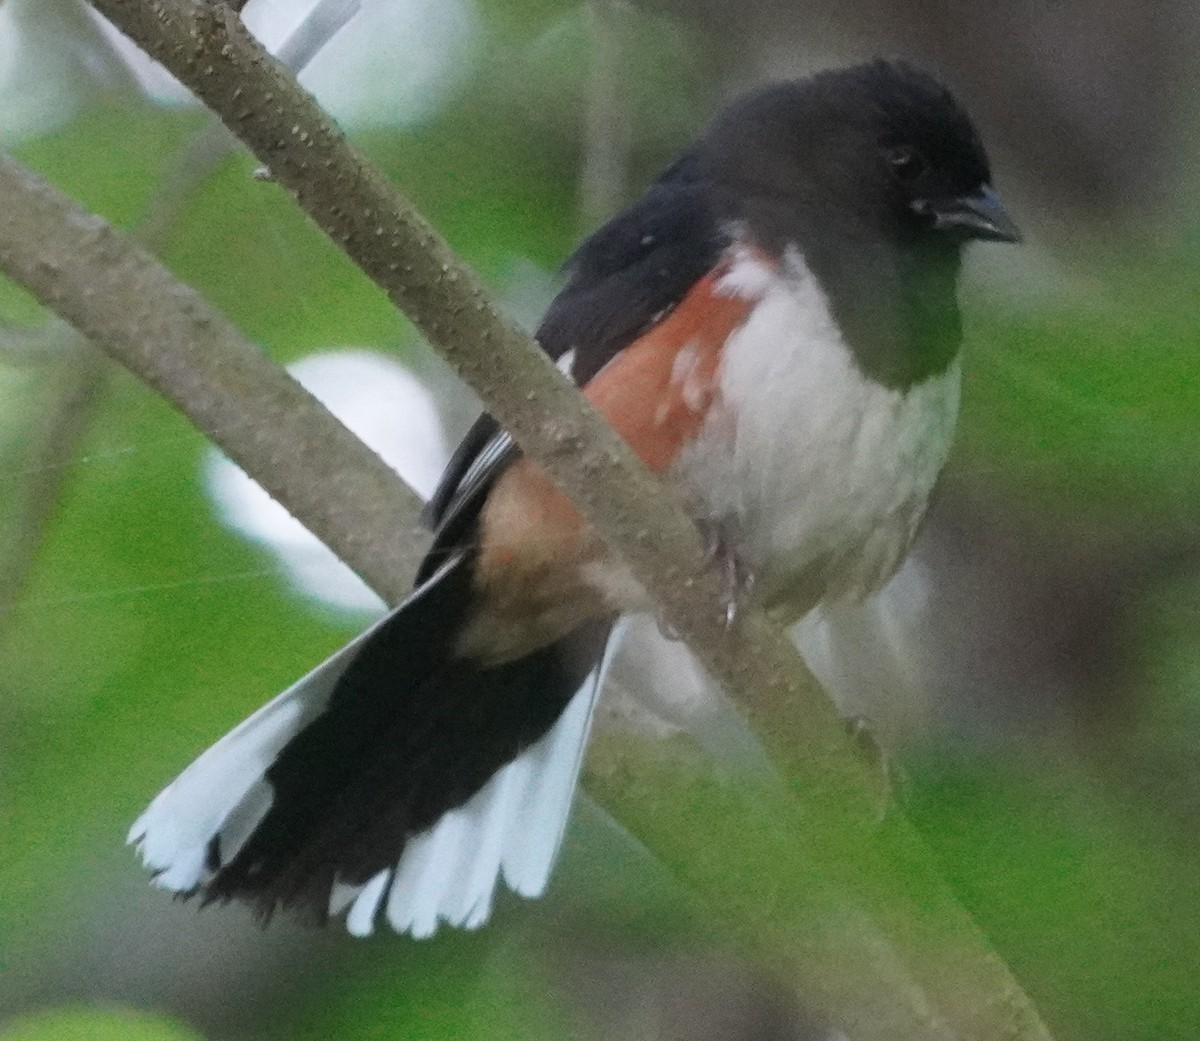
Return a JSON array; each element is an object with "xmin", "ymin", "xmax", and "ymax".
[{"xmin": 886, "ymin": 145, "xmax": 927, "ymax": 182}]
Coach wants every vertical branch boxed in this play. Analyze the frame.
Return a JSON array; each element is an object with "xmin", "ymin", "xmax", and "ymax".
[{"xmin": 580, "ymin": 0, "xmax": 632, "ymax": 229}]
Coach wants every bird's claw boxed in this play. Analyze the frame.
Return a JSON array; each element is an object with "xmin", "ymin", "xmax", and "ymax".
[{"xmin": 698, "ymin": 518, "xmax": 755, "ymax": 628}]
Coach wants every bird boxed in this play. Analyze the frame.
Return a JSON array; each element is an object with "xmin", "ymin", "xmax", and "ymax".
[{"xmin": 129, "ymin": 58, "xmax": 1020, "ymax": 938}]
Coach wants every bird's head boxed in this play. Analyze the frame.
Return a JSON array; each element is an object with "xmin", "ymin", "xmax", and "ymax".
[{"xmin": 702, "ymin": 59, "xmax": 1021, "ymax": 251}]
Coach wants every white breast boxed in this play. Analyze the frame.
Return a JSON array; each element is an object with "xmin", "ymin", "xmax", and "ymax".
[{"xmin": 673, "ymin": 246, "xmax": 961, "ymax": 618}]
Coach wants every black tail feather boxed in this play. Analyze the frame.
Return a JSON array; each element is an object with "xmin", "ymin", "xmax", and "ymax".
[{"xmin": 204, "ymin": 553, "xmax": 611, "ymax": 919}]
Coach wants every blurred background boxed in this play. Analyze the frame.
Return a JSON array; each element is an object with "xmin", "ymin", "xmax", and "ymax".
[{"xmin": 1, "ymin": 0, "xmax": 1199, "ymax": 1039}]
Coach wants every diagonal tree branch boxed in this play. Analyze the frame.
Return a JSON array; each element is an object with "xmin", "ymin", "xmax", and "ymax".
[
  {"xmin": 0, "ymin": 0, "xmax": 365, "ymax": 627},
  {"xmin": 1, "ymin": 4, "xmax": 1057, "ymax": 1038},
  {"xmin": 0, "ymin": 152, "xmax": 430, "ymax": 603}
]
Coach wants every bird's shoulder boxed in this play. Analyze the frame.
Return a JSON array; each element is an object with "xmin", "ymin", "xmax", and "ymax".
[
  {"xmin": 540, "ymin": 155, "xmax": 728, "ymax": 380},
  {"xmin": 419, "ymin": 166, "xmax": 731, "ymax": 570}
]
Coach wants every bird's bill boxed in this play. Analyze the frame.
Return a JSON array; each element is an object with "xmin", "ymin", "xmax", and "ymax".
[{"xmin": 914, "ymin": 185, "xmax": 1022, "ymax": 243}]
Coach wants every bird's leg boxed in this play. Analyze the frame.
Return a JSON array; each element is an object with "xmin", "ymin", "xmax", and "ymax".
[{"xmin": 697, "ymin": 517, "xmax": 755, "ymax": 627}]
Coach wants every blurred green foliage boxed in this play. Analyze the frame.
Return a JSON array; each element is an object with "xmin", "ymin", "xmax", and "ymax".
[
  {"xmin": 1, "ymin": 2, "xmax": 1199, "ymax": 1040},
  {"xmin": 964, "ymin": 300, "xmax": 1200, "ymax": 521},
  {"xmin": 0, "ymin": 1008, "xmax": 203, "ymax": 1041}
]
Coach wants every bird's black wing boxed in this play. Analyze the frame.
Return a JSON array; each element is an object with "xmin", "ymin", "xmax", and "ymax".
[{"xmin": 418, "ymin": 164, "xmax": 726, "ymax": 580}]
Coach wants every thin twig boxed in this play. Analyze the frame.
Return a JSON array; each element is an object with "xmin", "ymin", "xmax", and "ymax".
[
  {"xmin": 0, "ymin": 333, "xmax": 107, "ymax": 613},
  {"xmin": 580, "ymin": 0, "xmax": 632, "ymax": 229},
  {"xmin": 274, "ymin": 0, "xmax": 361, "ymax": 72},
  {"xmin": 0, "ymin": 322, "xmax": 74, "ymax": 362}
]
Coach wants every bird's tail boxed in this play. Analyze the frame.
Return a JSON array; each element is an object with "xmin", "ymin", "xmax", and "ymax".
[{"xmin": 129, "ymin": 553, "xmax": 616, "ymax": 938}]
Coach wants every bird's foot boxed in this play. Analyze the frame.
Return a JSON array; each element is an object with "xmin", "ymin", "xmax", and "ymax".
[
  {"xmin": 697, "ymin": 518, "xmax": 755, "ymax": 627},
  {"xmin": 654, "ymin": 519, "xmax": 754, "ymax": 641}
]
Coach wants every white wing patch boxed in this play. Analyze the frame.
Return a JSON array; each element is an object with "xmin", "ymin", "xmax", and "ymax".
[
  {"xmin": 443, "ymin": 430, "xmax": 515, "ymax": 519},
  {"xmin": 333, "ymin": 620, "xmax": 624, "ymax": 938},
  {"xmin": 555, "ymin": 348, "xmax": 577, "ymax": 380}
]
